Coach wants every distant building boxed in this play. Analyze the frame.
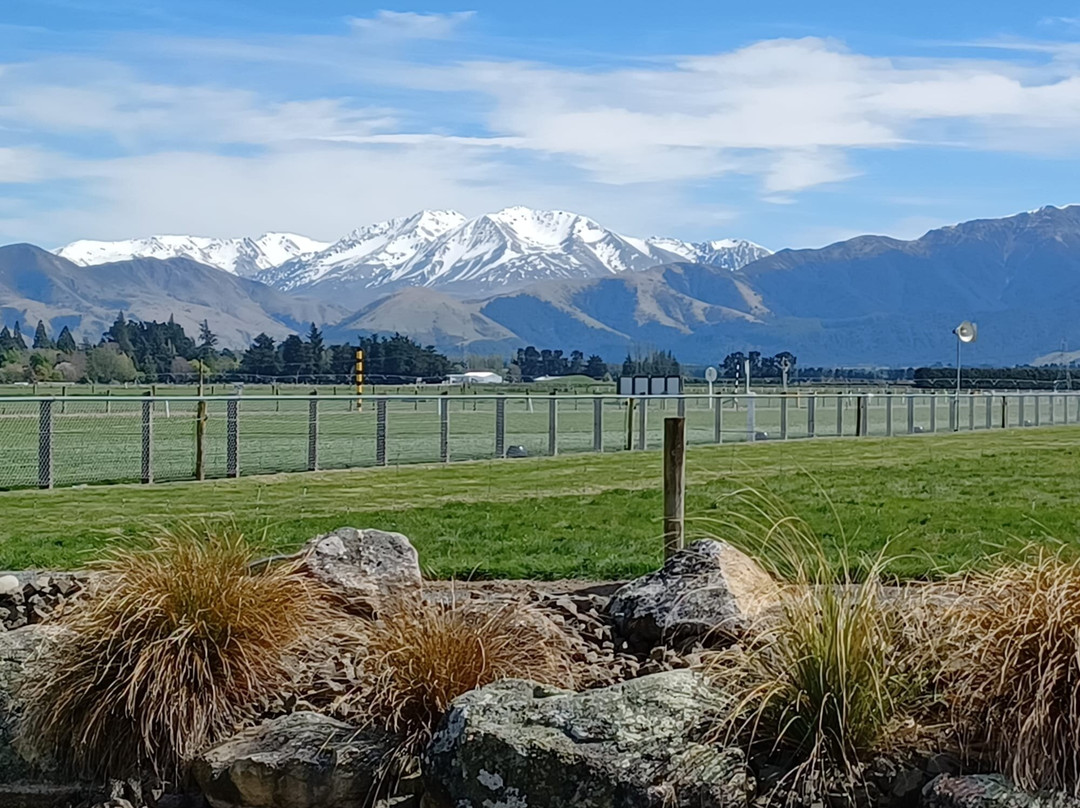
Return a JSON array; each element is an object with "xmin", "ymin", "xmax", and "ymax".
[{"xmin": 447, "ymin": 371, "xmax": 504, "ymax": 385}]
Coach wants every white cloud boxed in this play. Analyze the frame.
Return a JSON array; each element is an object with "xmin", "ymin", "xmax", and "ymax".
[
  {"xmin": 347, "ymin": 10, "xmax": 475, "ymax": 40},
  {"xmin": 7, "ymin": 24, "xmax": 1080, "ymax": 244}
]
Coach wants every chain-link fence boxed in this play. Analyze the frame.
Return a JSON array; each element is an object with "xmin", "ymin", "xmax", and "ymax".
[{"xmin": 1, "ymin": 391, "xmax": 1078, "ymax": 490}]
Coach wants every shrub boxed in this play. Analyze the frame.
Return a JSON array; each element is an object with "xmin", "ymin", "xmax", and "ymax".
[
  {"xmin": 346, "ymin": 594, "xmax": 575, "ymax": 770},
  {"xmin": 18, "ymin": 526, "xmax": 336, "ymax": 781},
  {"xmin": 939, "ymin": 549, "xmax": 1080, "ymax": 795},
  {"xmin": 701, "ymin": 492, "xmax": 934, "ymax": 800}
]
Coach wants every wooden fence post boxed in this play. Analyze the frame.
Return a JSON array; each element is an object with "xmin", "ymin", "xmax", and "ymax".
[
  {"xmin": 663, "ymin": 417, "xmax": 686, "ymax": 561},
  {"xmin": 195, "ymin": 399, "xmax": 207, "ymax": 481}
]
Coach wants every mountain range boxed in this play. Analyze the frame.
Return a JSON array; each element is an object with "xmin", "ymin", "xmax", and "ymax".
[{"xmin": 1, "ymin": 205, "xmax": 1078, "ymax": 366}]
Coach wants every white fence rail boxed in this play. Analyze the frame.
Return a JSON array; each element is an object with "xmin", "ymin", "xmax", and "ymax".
[{"xmin": 0, "ymin": 391, "xmax": 1077, "ymax": 490}]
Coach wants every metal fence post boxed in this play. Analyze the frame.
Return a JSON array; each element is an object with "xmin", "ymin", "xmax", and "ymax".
[
  {"xmin": 714, "ymin": 395, "xmax": 723, "ymax": 443},
  {"xmin": 637, "ymin": 397, "xmax": 648, "ymax": 450},
  {"xmin": 1034, "ymin": 395, "xmax": 1041, "ymax": 427},
  {"xmin": 885, "ymin": 395, "xmax": 893, "ymax": 436},
  {"xmin": 968, "ymin": 395, "xmax": 975, "ymax": 430},
  {"xmin": 592, "ymin": 397, "xmax": 603, "ymax": 452},
  {"xmin": 780, "ymin": 396, "xmax": 788, "ymax": 439},
  {"xmin": 929, "ymin": 396, "xmax": 937, "ymax": 433},
  {"xmin": 495, "ymin": 397, "xmax": 506, "ymax": 457},
  {"xmin": 836, "ymin": 395, "xmax": 843, "ymax": 436},
  {"xmin": 227, "ymin": 398, "xmax": 239, "ymax": 478},
  {"xmin": 1018, "ymin": 395, "xmax": 1026, "ymax": 426},
  {"xmin": 307, "ymin": 396, "xmax": 319, "ymax": 472},
  {"xmin": 948, "ymin": 396, "xmax": 956, "ymax": 432},
  {"xmin": 141, "ymin": 394, "xmax": 153, "ymax": 484},
  {"xmin": 439, "ymin": 395, "xmax": 450, "ymax": 462},
  {"xmin": 38, "ymin": 399, "xmax": 53, "ymax": 489},
  {"xmin": 1002, "ymin": 395, "xmax": 1008, "ymax": 429},
  {"xmin": 677, "ymin": 395, "xmax": 686, "ymax": 418},
  {"xmin": 1049, "ymin": 395, "xmax": 1056, "ymax": 426},
  {"xmin": 663, "ymin": 417, "xmax": 686, "ymax": 561},
  {"xmin": 548, "ymin": 393, "xmax": 558, "ymax": 456},
  {"xmin": 985, "ymin": 396, "xmax": 993, "ymax": 430},
  {"xmin": 807, "ymin": 394, "xmax": 816, "ymax": 437},
  {"xmin": 376, "ymin": 399, "xmax": 387, "ymax": 466},
  {"xmin": 907, "ymin": 395, "xmax": 915, "ymax": 434}
]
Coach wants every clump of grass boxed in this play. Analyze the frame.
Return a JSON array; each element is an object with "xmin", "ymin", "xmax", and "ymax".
[
  {"xmin": 938, "ymin": 547, "xmax": 1080, "ymax": 795},
  {"xmin": 347, "ymin": 594, "xmax": 576, "ymax": 769},
  {"xmin": 701, "ymin": 489, "xmax": 936, "ymax": 802},
  {"xmin": 18, "ymin": 525, "xmax": 337, "ymax": 781}
]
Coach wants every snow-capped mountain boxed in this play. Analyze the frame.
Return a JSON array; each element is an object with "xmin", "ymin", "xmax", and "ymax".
[
  {"xmin": 257, "ymin": 210, "xmax": 467, "ymax": 292},
  {"xmin": 56, "ymin": 233, "xmax": 329, "ymax": 277},
  {"xmin": 645, "ymin": 237, "xmax": 773, "ymax": 271},
  {"xmin": 261, "ymin": 207, "xmax": 771, "ymax": 301}
]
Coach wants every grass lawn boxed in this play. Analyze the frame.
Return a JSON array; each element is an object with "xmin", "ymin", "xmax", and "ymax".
[{"xmin": 1, "ymin": 427, "xmax": 1078, "ymax": 579}]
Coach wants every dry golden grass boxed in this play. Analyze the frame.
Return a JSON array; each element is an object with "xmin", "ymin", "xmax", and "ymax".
[
  {"xmin": 18, "ymin": 526, "xmax": 337, "ymax": 781},
  {"xmin": 344, "ymin": 593, "xmax": 576, "ymax": 769},
  {"xmin": 937, "ymin": 548, "xmax": 1080, "ymax": 795}
]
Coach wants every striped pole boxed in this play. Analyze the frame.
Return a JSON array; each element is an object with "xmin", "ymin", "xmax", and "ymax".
[{"xmin": 355, "ymin": 349, "xmax": 364, "ymax": 412}]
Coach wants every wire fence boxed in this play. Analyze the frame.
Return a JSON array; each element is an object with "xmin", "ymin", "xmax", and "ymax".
[{"xmin": 1, "ymin": 391, "xmax": 1078, "ymax": 490}]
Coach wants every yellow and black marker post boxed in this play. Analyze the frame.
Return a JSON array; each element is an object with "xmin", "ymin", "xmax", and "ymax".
[{"xmin": 355, "ymin": 349, "xmax": 364, "ymax": 412}]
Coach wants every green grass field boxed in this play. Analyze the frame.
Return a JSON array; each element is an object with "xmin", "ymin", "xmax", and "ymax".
[
  {"xmin": 1, "ymin": 425, "xmax": 1078, "ymax": 579},
  {"xmin": 1, "ymin": 391, "xmax": 1070, "ymax": 489}
]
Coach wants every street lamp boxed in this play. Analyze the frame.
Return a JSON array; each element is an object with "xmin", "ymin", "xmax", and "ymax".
[{"xmin": 953, "ymin": 321, "xmax": 977, "ymax": 395}]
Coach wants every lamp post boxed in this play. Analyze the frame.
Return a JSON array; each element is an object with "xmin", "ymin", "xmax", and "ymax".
[{"xmin": 953, "ymin": 321, "xmax": 978, "ymax": 396}]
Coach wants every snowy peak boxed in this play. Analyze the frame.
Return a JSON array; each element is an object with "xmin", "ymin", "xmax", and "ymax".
[
  {"xmin": 645, "ymin": 237, "xmax": 772, "ymax": 270},
  {"xmin": 56, "ymin": 233, "xmax": 329, "ymax": 277},
  {"xmin": 257, "ymin": 210, "xmax": 467, "ymax": 291}
]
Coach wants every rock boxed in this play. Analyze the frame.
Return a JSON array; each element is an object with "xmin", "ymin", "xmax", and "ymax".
[
  {"xmin": 0, "ymin": 625, "xmax": 91, "ymax": 807},
  {"xmin": 194, "ymin": 711, "xmax": 396, "ymax": 808},
  {"xmin": 607, "ymin": 540, "xmax": 780, "ymax": 651},
  {"xmin": 0, "ymin": 575, "xmax": 21, "ymax": 597},
  {"xmin": 922, "ymin": 775, "xmax": 1080, "ymax": 808},
  {"xmin": 423, "ymin": 669, "xmax": 753, "ymax": 808},
  {"xmin": 301, "ymin": 528, "xmax": 421, "ymax": 613}
]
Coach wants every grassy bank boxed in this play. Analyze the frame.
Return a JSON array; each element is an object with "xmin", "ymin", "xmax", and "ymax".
[{"xmin": 1, "ymin": 427, "xmax": 1078, "ymax": 578}]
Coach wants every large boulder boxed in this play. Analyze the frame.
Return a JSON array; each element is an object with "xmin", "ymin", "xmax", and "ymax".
[
  {"xmin": 0, "ymin": 624, "xmax": 88, "ymax": 807},
  {"xmin": 301, "ymin": 528, "xmax": 421, "ymax": 613},
  {"xmin": 423, "ymin": 669, "xmax": 753, "ymax": 808},
  {"xmin": 922, "ymin": 775, "xmax": 1080, "ymax": 808},
  {"xmin": 194, "ymin": 711, "xmax": 396, "ymax": 808},
  {"xmin": 607, "ymin": 540, "xmax": 780, "ymax": 652}
]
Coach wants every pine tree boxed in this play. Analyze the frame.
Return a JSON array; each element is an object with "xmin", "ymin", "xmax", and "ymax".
[
  {"xmin": 109, "ymin": 312, "xmax": 134, "ymax": 356},
  {"xmin": 56, "ymin": 326, "xmax": 77, "ymax": 354},
  {"xmin": 0, "ymin": 326, "xmax": 13, "ymax": 353},
  {"xmin": 32, "ymin": 320, "xmax": 54, "ymax": 350},
  {"xmin": 584, "ymin": 354, "xmax": 607, "ymax": 379},
  {"xmin": 11, "ymin": 322, "xmax": 26, "ymax": 350},
  {"xmin": 306, "ymin": 323, "xmax": 326, "ymax": 376},
  {"xmin": 280, "ymin": 334, "xmax": 310, "ymax": 379},
  {"xmin": 240, "ymin": 333, "xmax": 282, "ymax": 378}
]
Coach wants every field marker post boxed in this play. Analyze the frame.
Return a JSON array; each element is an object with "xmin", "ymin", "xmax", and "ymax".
[
  {"xmin": 714, "ymin": 394, "xmax": 723, "ymax": 443},
  {"xmin": 907, "ymin": 395, "xmax": 915, "ymax": 434},
  {"xmin": 592, "ymin": 396, "xmax": 603, "ymax": 452},
  {"xmin": 195, "ymin": 399, "xmax": 207, "ymax": 481},
  {"xmin": 807, "ymin": 394, "xmax": 816, "ymax": 437},
  {"xmin": 663, "ymin": 416, "xmax": 686, "ymax": 561},
  {"xmin": 60, "ymin": 387, "xmax": 66, "ymax": 414},
  {"xmin": 105, "ymin": 389, "xmax": 111, "ymax": 414},
  {"xmin": 376, "ymin": 398, "xmax": 387, "ymax": 466},
  {"xmin": 625, "ymin": 398, "xmax": 635, "ymax": 450},
  {"xmin": 142, "ymin": 392, "xmax": 153, "ymax": 484},
  {"xmin": 227, "ymin": 397, "xmax": 239, "ymax": 478},
  {"xmin": 548, "ymin": 391, "xmax": 558, "ymax": 456},
  {"xmin": 495, "ymin": 397, "xmax": 506, "ymax": 457},
  {"xmin": 439, "ymin": 394, "xmax": 449, "ymax": 462},
  {"xmin": 38, "ymin": 399, "xmax": 53, "ymax": 490},
  {"xmin": 835, "ymin": 395, "xmax": 843, "ymax": 436},
  {"xmin": 780, "ymin": 396, "xmax": 788, "ymax": 439},
  {"xmin": 637, "ymin": 396, "xmax": 648, "ymax": 450},
  {"xmin": 885, "ymin": 395, "xmax": 893, "ymax": 436},
  {"xmin": 307, "ymin": 394, "xmax": 319, "ymax": 472}
]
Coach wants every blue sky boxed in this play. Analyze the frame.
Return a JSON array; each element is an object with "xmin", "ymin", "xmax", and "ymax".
[{"xmin": 3, "ymin": 1, "xmax": 1080, "ymax": 250}]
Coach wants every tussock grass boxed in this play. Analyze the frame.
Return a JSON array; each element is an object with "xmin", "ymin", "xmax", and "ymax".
[
  {"xmin": 346, "ymin": 594, "xmax": 576, "ymax": 769},
  {"xmin": 938, "ymin": 548, "xmax": 1080, "ymax": 796},
  {"xmin": 18, "ymin": 526, "xmax": 337, "ymax": 781},
  {"xmin": 702, "ymin": 489, "xmax": 936, "ymax": 802}
]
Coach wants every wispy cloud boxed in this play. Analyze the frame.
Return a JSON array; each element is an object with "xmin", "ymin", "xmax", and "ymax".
[{"xmin": 347, "ymin": 10, "xmax": 475, "ymax": 41}]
